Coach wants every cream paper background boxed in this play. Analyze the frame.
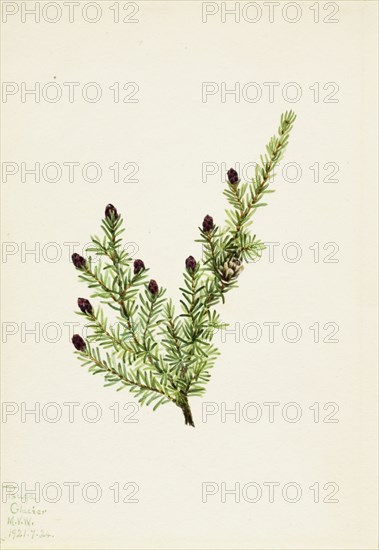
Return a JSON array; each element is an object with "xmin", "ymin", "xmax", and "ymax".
[{"xmin": 1, "ymin": 1, "xmax": 378, "ymax": 549}]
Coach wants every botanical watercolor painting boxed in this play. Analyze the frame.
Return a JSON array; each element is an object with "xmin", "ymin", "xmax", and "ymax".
[{"xmin": 71, "ymin": 112, "xmax": 296, "ymax": 426}]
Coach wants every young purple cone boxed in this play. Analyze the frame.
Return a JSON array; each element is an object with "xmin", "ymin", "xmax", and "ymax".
[
  {"xmin": 227, "ymin": 168, "xmax": 239, "ymax": 185},
  {"xmin": 77, "ymin": 298, "xmax": 93, "ymax": 315},
  {"xmin": 72, "ymin": 334, "xmax": 86, "ymax": 351},
  {"xmin": 202, "ymin": 215, "xmax": 214, "ymax": 232},
  {"xmin": 105, "ymin": 203, "xmax": 118, "ymax": 219},
  {"xmin": 185, "ymin": 255, "xmax": 197, "ymax": 271},
  {"xmin": 134, "ymin": 259, "xmax": 145, "ymax": 274},
  {"xmin": 148, "ymin": 279, "xmax": 159, "ymax": 295},
  {"xmin": 72, "ymin": 253, "xmax": 86, "ymax": 269}
]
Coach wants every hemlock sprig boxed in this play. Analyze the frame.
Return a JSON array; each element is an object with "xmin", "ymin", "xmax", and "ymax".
[{"xmin": 71, "ymin": 112, "xmax": 296, "ymax": 427}]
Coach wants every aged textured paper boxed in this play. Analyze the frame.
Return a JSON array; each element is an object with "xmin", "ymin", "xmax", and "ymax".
[{"xmin": 1, "ymin": 1, "xmax": 378, "ymax": 549}]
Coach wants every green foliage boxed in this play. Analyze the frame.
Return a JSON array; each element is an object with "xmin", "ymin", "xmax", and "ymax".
[{"xmin": 72, "ymin": 111, "xmax": 296, "ymax": 427}]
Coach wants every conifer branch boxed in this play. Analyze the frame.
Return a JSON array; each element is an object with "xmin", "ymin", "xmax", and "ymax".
[{"xmin": 71, "ymin": 112, "xmax": 296, "ymax": 427}]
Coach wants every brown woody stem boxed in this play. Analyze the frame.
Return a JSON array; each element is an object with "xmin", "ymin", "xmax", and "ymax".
[{"xmin": 177, "ymin": 395, "xmax": 195, "ymax": 427}]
